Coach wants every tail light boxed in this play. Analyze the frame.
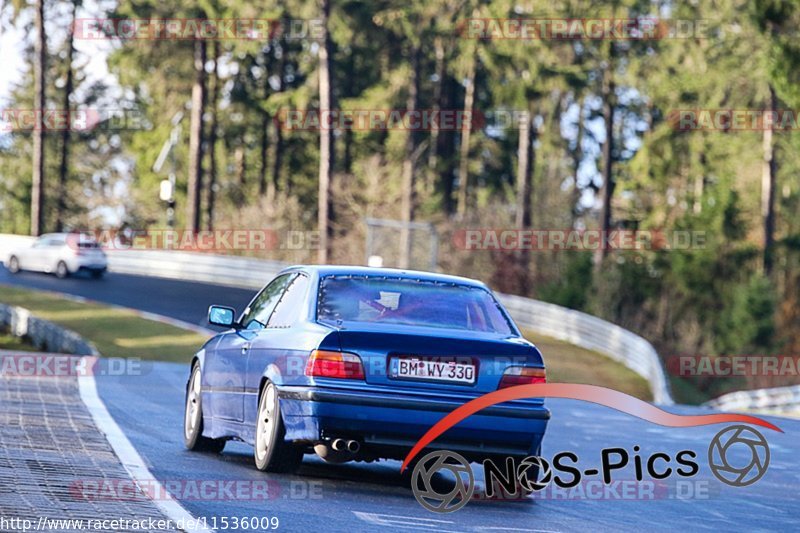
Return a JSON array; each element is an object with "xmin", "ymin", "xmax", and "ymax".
[
  {"xmin": 498, "ymin": 366, "xmax": 546, "ymax": 389},
  {"xmin": 305, "ymin": 350, "xmax": 365, "ymax": 380}
]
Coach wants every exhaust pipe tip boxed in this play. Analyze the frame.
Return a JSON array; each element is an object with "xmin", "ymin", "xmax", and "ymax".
[
  {"xmin": 331, "ymin": 438, "xmax": 347, "ymax": 452},
  {"xmin": 347, "ymin": 440, "xmax": 360, "ymax": 453}
]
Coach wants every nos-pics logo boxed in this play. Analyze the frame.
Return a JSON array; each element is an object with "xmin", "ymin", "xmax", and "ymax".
[{"xmin": 411, "ymin": 425, "xmax": 771, "ymax": 513}]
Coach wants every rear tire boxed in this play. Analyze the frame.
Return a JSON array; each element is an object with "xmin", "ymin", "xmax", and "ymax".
[
  {"xmin": 184, "ymin": 364, "xmax": 226, "ymax": 453},
  {"xmin": 7, "ymin": 256, "xmax": 19, "ymax": 274},
  {"xmin": 55, "ymin": 261, "xmax": 69, "ymax": 279},
  {"xmin": 254, "ymin": 381, "xmax": 303, "ymax": 473}
]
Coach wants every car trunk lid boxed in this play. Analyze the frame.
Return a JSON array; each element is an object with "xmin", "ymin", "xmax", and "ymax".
[{"xmin": 334, "ymin": 324, "xmax": 542, "ymax": 394}]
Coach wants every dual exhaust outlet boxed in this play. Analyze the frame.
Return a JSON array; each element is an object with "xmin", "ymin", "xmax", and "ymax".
[
  {"xmin": 331, "ymin": 438, "xmax": 360, "ymax": 453},
  {"xmin": 314, "ymin": 436, "xmax": 361, "ymax": 462}
]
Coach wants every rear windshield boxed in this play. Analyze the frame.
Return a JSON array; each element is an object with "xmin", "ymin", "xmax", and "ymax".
[
  {"xmin": 317, "ymin": 276, "xmax": 514, "ymax": 335},
  {"xmin": 65, "ymin": 234, "xmax": 100, "ymax": 249}
]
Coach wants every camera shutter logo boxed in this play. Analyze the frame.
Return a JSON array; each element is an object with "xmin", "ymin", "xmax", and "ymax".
[
  {"xmin": 411, "ymin": 450, "xmax": 475, "ymax": 513},
  {"xmin": 517, "ymin": 456, "xmax": 552, "ymax": 492},
  {"xmin": 708, "ymin": 425, "xmax": 770, "ymax": 487}
]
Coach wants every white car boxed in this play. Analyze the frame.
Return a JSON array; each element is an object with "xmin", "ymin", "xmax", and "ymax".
[{"xmin": 6, "ymin": 233, "xmax": 107, "ymax": 279}]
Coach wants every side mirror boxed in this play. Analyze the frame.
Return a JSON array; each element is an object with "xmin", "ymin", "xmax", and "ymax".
[{"xmin": 208, "ymin": 305, "xmax": 237, "ymax": 328}]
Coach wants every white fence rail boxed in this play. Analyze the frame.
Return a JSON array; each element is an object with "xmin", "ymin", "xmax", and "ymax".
[{"xmin": 0, "ymin": 233, "xmax": 673, "ymax": 403}]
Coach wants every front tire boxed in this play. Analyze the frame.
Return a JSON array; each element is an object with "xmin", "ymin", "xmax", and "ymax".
[
  {"xmin": 7, "ymin": 256, "xmax": 20, "ymax": 274},
  {"xmin": 254, "ymin": 381, "xmax": 302, "ymax": 473},
  {"xmin": 184, "ymin": 364, "xmax": 225, "ymax": 453}
]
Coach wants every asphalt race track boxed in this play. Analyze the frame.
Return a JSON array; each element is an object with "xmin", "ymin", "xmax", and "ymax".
[{"xmin": 2, "ymin": 266, "xmax": 798, "ymax": 532}]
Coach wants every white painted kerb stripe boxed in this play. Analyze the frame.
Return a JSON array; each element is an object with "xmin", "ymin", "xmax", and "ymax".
[{"xmin": 77, "ymin": 373, "xmax": 214, "ymax": 533}]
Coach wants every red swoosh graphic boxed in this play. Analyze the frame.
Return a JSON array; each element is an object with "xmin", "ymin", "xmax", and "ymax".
[{"xmin": 400, "ymin": 383, "xmax": 782, "ymax": 472}]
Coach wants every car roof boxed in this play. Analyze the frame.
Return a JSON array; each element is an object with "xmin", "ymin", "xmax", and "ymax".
[
  {"xmin": 39, "ymin": 232, "xmax": 82, "ymax": 238},
  {"xmin": 39, "ymin": 232, "xmax": 97, "ymax": 240},
  {"xmin": 281, "ymin": 265, "xmax": 488, "ymax": 289}
]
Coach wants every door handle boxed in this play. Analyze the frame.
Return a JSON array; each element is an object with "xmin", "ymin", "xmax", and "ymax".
[{"xmin": 241, "ymin": 342, "xmax": 251, "ymax": 355}]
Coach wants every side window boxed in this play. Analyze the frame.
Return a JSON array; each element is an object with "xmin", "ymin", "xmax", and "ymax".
[
  {"xmin": 33, "ymin": 236, "xmax": 51, "ymax": 248},
  {"xmin": 267, "ymin": 274, "xmax": 310, "ymax": 328},
  {"xmin": 239, "ymin": 274, "xmax": 294, "ymax": 330}
]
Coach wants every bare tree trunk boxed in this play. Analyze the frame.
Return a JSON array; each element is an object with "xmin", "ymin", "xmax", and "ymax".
[
  {"xmin": 425, "ymin": 35, "xmax": 445, "ymax": 193},
  {"xmin": 259, "ymin": 115, "xmax": 270, "ymax": 197},
  {"xmin": 317, "ymin": 0, "xmax": 334, "ymax": 264},
  {"xmin": 399, "ymin": 47, "xmax": 420, "ymax": 269},
  {"xmin": 515, "ymin": 109, "xmax": 534, "ymax": 229},
  {"xmin": 259, "ymin": 48, "xmax": 271, "ymax": 200},
  {"xmin": 762, "ymin": 84, "xmax": 777, "ymax": 274},
  {"xmin": 31, "ymin": 0, "xmax": 46, "ymax": 236},
  {"xmin": 272, "ymin": 123, "xmax": 284, "ymax": 195},
  {"xmin": 455, "ymin": 50, "xmax": 476, "ymax": 219},
  {"xmin": 235, "ymin": 145, "xmax": 246, "ymax": 185},
  {"xmin": 689, "ymin": 131, "xmax": 707, "ymax": 215},
  {"xmin": 56, "ymin": 0, "xmax": 79, "ymax": 232},
  {"xmin": 594, "ymin": 70, "xmax": 615, "ymax": 270},
  {"xmin": 206, "ymin": 41, "xmax": 219, "ymax": 231},
  {"xmin": 342, "ymin": 54, "xmax": 354, "ymax": 175},
  {"xmin": 514, "ymin": 106, "xmax": 535, "ymax": 289},
  {"xmin": 187, "ymin": 37, "xmax": 207, "ymax": 233},
  {"xmin": 440, "ymin": 76, "xmax": 457, "ymax": 214},
  {"xmin": 692, "ymin": 159, "xmax": 704, "ymax": 214},
  {"xmin": 271, "ymin": 50, "xmax": 286, "ymax": 199},
  {"xmin": 570, "ymin": 97, "xmax": 585, "ymax": 226}
]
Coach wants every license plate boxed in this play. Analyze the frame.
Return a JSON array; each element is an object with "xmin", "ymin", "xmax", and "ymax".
[{"xmin": 389, "ymin": 357, "xmax": 476, "ymax": 385}]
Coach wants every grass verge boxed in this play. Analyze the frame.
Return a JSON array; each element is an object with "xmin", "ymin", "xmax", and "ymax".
[
  {"xmin": 0, "ymin": 284, "xmax": 209, "ymax": 361},
  {"xmin": 0, "ymin": 329, "xmax": 38, "ymax": 351}
]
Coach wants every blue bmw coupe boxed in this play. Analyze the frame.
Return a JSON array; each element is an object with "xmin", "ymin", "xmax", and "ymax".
[{"xmin": 184, "ymin": 266, "xmax": 549, "ymax": 472}]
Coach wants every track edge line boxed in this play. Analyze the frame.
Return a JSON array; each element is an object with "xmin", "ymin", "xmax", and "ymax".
[{"xmin": 77, "ymin": 371, "xmax": 215, "ymax": 533}]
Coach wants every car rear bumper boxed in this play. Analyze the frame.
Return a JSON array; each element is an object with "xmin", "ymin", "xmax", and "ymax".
[
  {"xmin": 67, "ymin": 257, "xmax": 107, "ymax": 272},
  {"xmin": 278, "ymin": 385, "xmax": 549, "ymax": 458},
  {"xmin": 76, "ymin": 265, "xmax": 107, "ymax": 272}
]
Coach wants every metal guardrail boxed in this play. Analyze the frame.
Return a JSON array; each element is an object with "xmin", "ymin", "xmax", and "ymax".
[
  {"xmin": 706, "ymin": 385, "xmax": 800, "ymax": 414},
  {"xmin": 106, "ymin": 248, "xmax": 285, "ymax": 289},
  {"xmin": 0, "ymin": 303, "xmax": 99, "ymax": 356},
  {"xmin": 0, "ymin": 234, "xmax": 36, "ymax": 253},
  {"xmin": 0, "ymin": 233, "xmax": 673, "ymax": 403},
  {"xmin": 497, "ymin": 294, "xmax": 673, "ymax": 404}
]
